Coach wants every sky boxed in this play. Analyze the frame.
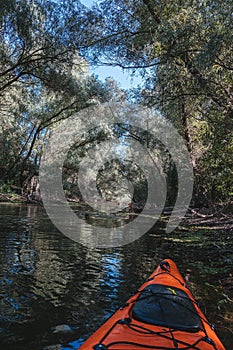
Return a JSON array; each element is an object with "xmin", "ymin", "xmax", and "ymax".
[
  {"xmin": 90, "ymin": 65, "xmax": 143, "ymax": 90},
  {"xmin": 80, "ymin": 0, "xmax": 96, "ymax": 7},
  {"xmin": 80, "ymin": 0, "xmax": 143, "ymax": 89}
]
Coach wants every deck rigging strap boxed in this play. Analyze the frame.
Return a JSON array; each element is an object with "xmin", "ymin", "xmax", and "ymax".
[
  {"xmin": 92, "ymin": 262, "xmax": 218, "ymax": 350},
  {"xmin": 92, "ymin": 293, "xmax": 218, "ymax": 350},
  {"xmin": 144, "ymin": 266, "xmax": 215, "ymax": 331},
  {"xmin": 93, "ymin": 317, "xmax": 217, "ymax": 350}
]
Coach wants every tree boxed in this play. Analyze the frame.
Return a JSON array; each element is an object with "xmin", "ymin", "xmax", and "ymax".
[
  {"xmin": 82, "ymin": 0, "xmax": 233, "ymax": 204},
  {"xmin": 0, "ymin": 0, "xmax": 108, "ymax": 187}
]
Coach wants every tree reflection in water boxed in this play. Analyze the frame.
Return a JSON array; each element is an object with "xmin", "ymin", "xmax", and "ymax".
[{"xmin": 0, "ymin": 203, "xmax": 232, "ymax": 349}]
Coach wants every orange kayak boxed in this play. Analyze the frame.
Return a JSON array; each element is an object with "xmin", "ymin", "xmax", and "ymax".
[{"xmin": 79, "ymin": 259, "xmax": 225, "ymax": 350}]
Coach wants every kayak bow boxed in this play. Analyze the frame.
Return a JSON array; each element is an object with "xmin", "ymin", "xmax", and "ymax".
[{"xmin": 79, "ymin": 259, "xmax": 225, "ymax": 349}]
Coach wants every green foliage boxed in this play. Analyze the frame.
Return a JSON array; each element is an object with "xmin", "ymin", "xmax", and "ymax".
[
  {"xmin": 0, "ymin": 181, "xmax": 12, "ymax": 194},
  {"xmin": 0, "ymin": 0, "xmax": 109, "ymax": 187},
  {"xmin": 0, "ymin": 0, "xmax": 232, "ymax": 205},
  {"xmin": 83, "ymin": 0, "xmax": 233, "ymax": 204}
]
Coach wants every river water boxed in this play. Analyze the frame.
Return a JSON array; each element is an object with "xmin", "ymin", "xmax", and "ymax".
[{"xmin": 0, "ymin": 203, "xmax": 232, "ymax": 349}]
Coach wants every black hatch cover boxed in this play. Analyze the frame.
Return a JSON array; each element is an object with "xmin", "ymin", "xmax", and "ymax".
[{"xmin": 132, "ymin": 284, "xmax": 202, "ymax": 332}]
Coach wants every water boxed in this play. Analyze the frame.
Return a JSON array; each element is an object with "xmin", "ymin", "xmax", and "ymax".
[{"xmin": 0, "ymin": 203, "xmax": 232, "ymax": 349}]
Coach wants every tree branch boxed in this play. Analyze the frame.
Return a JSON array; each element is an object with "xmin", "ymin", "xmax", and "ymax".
[{"xmin": 142, "ymin": 0, "xmax": 161, "ymax": 24}]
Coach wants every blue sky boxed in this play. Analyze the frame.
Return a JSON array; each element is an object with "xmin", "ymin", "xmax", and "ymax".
[
  {"xmin": 80, "ymin": 0, "xmax": 96, "ymax": 7},
  {"xmin": 90, "ymin": 65, "xmax": 143, "ymax": 90},
  {"xmin": 80, "ymin": 0, "xmax": 143, "ymax": 89}
]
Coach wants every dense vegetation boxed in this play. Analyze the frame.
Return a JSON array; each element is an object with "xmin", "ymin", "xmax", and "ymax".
[{"xmin": 0, "ymin": 0, "xmax": 232, "ymax": 208}]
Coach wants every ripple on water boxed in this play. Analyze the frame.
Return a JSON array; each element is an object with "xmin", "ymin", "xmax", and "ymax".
[{"xmin": 0, "ymin": 203, "xmax": 232, "ymax": 350}]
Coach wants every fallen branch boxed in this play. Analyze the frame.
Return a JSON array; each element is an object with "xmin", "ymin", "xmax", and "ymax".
[{"xmin": 189, "ymin": 208, "xmax": 214, "ymax": 218}]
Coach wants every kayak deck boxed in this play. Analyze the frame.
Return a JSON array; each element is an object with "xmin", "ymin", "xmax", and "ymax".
[{"xmin": 79, "ymin": 259, "xmax": 225, "ymax": 349}]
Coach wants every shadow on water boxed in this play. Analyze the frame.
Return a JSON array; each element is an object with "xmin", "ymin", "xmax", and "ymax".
[{"xmin": 0, "ymin": 203, "xmax": 232, "ymax": 349}]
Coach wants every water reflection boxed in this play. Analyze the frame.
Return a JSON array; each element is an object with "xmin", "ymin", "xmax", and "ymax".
[
  {"xmin": 0, "ymin": 204, "xmax": 128, "ymax": 349},
  {"xmin": 0, "ymin": 203, "xmax": 232, "ymax": 349},
  {"xmin": 6, "ymin": 229, "xmax": 35, "ymax": 275}
]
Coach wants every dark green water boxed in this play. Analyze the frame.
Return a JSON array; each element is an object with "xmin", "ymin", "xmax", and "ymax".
[{"xmin": 0, "ymin": 203, "xmax": 232, "ymax": 349}]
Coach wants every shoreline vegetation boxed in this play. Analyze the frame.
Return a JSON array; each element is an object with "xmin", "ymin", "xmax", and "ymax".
[{"xmin": 1, "ymin": 190, "xmax": 232, "ymax": 229}]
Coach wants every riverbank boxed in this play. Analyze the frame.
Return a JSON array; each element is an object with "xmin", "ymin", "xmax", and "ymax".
[
  {"xmin": 0, "ymin": 192, "xmax": 26, "ymax": 203},
  {"xmin": 1, "ymin": 192, "xmax": 232, "ymax": 226}
]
